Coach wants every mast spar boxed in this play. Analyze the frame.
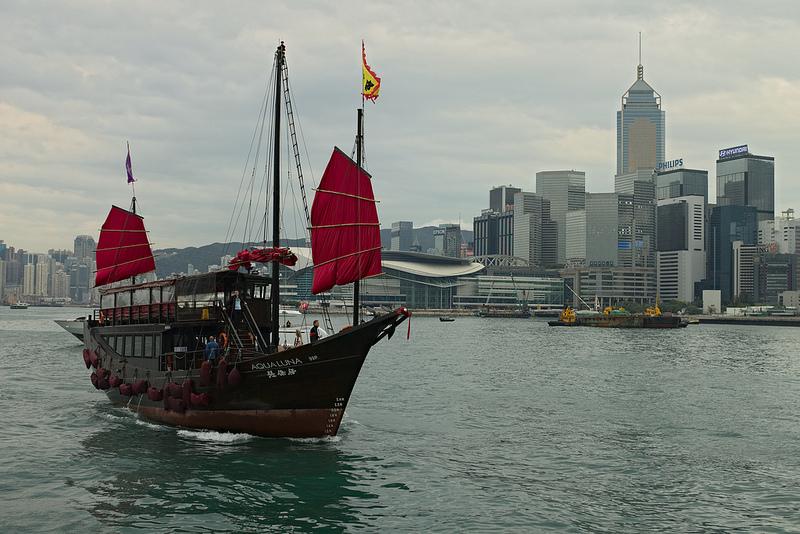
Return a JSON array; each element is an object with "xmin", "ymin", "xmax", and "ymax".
[
  {"xmin": 353, "ymin": 108, "xmax": 364, "ymax": 325},
  {"xmin": 271, "ymin": 42, "xmax": 284, "ymax": 348}
]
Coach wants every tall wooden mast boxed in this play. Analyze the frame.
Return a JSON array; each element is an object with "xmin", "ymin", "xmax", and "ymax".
[
  {"xmin": 353, "ymin": 108, "xmax": 364, "ymax": 325},
  {"xmin": 271, "ymin": 42, "xmax": 284, "ymax": 348}
]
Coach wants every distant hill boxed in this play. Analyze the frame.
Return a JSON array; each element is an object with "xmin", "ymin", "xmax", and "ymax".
[{"xmin": 156, "ymin": 228, "xmax": 474, "ymax": 276}]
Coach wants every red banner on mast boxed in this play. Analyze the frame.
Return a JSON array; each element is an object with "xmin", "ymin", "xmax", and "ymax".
[
  {"xmin": 310, "ymin": 148, "xmax": 382, "ymax": 294},
  {"xmin": 95, "ymin": 206, "xmax": 155, "ymax": 287}
]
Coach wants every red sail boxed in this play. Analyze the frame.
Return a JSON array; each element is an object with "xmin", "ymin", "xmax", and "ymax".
[
  {"xmin": 311, "ymin": 147, "xmax": 382, "ymax": 294},
  {"xmin": 95, "ymin": 206, "xmax": 156, "ymax": 286}
]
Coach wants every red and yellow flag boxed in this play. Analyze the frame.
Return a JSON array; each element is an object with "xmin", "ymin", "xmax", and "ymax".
[{"xmin": 361, "ymin": 41, "xmax": 381, "ymax": 102}]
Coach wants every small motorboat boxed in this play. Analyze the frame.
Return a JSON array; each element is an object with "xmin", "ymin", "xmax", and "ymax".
[{"xmin": 439, "ymin": 315, "xmax": 455, "ymax": 322}]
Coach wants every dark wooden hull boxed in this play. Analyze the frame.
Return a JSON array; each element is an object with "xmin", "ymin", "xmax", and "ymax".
[{"xmin": 83, "ymin": 310, "xmax": 409, "ymax": 437}]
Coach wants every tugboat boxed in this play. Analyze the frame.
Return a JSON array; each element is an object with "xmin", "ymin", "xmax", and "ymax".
[
  {"xmin": 80, "ymin": 42, "xmax": 410, "ymax": 438},
  {"xmin": 548, "ymin": 303, "xmax": 687, "ymax": 329}
]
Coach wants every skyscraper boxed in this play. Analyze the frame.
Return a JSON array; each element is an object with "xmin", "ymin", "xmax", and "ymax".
[
  {"xmin": 655, "ymin": 168, "xmax": 708, "ymax": 203},
  {"xmin": 708, "ymin": 205, "xmax": 758, "ymax": 303},
  {"xmin": 535, "ymin": 170, "xmax": 586, "ymax": 264},
  {"xmin": 615, "ymin": 171, "xmax": 656, "ymax": 268},
  {"xmin": 656, "ymin": 196, "xmax": 705, "ymax": 302},
  {"xmin": 390, "ymin": 221, "xmax": 413, "ymax": 251},
  {"xmin": 716, "ymin": 146, "xmax": 775, "ymax": 222},
  {"xmin": 74, "ymin": 235, "xmax": 96, "ymax": 260},
  {"xmin": 616, "ymin": 40, "xmax": 665, "ymax": 175},
  {"xmin": 489, "ymin": 186, "xmax": 521, "ymax": 214},
  {"xmin": 513, "ymin": 192, "xmax": 557, "ymax": 267}
]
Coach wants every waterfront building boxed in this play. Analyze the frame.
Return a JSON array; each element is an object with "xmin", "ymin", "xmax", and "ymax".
[
  {"xmin": 453, "ymin": 274, "xmax": 564, "ymax": 309},
  {"xmin": 655, "ymin": 167, "xmax": 708, "ymax": 203},
  {"xmin": 52, "ymin": 270, "xmax": 71, "ymax": 299},
  {"xmin": 779, "ymin": 290, "xmax": 800, "ymax": 308},
  {"xmin": 615, "ymin": 170, "xmax": 656, "ymax": 268},
  {"xmin": 731, "ymin": 241, "xmax": 762, "ymax": 302},
  {"xmin": 716, "ymin": 146, "xmax": 775, "ymax": 222},
  {"xmin": 0, "ymin": 260, "xmax": 5, "ymax": 301},
  {"xmin": 707, "ymin": 205, "xmax": 758, "ymax": 303},
  {"xmin": 656, "ymin": 195, "xmax": 705, "ymax": 302},
  {"xmin": 566, "ymin": 193, "xmax": 620, "ymax": 267},
  {"xmin": 489, "ymin": 185, "xmax": 521, "ymax": 214},
  {"xmin": 535, "ymin": 170, "xmax": 586, "ymax": 264},
  {"xmin": 758, "ymin": 209, "xmax": 799, "ymax": 254},
  {"xmin": 754, "ymin": 253, "xmax": 796, "ymax": 304},
  {"xmin": 390, "ymin": 221, "xmax": 413, "ymax": 252},
  {"xmin": 432, "ymin": 224, "xmax": 462, "ymax": 258},
  {"xmin": 35, "ymin": 255, "xmax": 50, "ymax": 296},
  {"xmin": 23, "ymin": 263, "xmax": 35, "ymax": 296},
  {"xmin": 560, "ymin": 266, "xmax": 657, "ymax": 308},
  {"xmin": 73, "ymin": 235, "xmax": 96, "ymax": 260},
  {"xmin": 473, "ymin": 210, "xmax": 499, "ymax": 257},
  {"xmin": 616, "ymin": 52, "xmax": 665, "ymax": 175},
  {"xmin": 513, "ymin": 192, "xmax": 557, "ymax": 267}
]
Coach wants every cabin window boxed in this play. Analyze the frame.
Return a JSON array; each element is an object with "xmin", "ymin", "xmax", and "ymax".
[
  {"xmin": 115, "ymin": 336, "xmax": 124, "ymax": 355},
  {"xmin": 133, "ymin": 289, "xmax": 150, "ymax": 305},
  {"xmin": 134, "ymin": 335, "xmax": 144, "ymax": 358},
  {"xmin": 144, "ymin": 335, "xmax": 154, "ymax": 358},
  {"xmin": 117, "ymin": 292, "xmax": 131, "ymax": 307},
  {"xmin": 162, "ymin": 285, "xmax": 175, "ymax": 303}
]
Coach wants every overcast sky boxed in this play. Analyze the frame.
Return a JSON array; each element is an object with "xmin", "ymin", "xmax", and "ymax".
[{"xmin": 2, "ymin": 0, "xmax": 799, "ymax": 252}]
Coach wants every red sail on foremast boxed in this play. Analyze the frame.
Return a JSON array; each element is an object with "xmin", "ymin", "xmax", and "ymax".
[
  {"xmin": 311, "ymin": 147, "xmax": 382, "ymax": 294},
  {"xmin": 95, "ymin": 205, "xmax": 156, "ymax": 287}
]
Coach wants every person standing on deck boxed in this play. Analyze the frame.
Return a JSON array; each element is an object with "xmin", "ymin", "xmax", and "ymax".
[
  {"xmin": 229, "ymin": 291, "xmax": 242, "ymax": 325},
  {"xmin": 310, "ymin": 320, "xmax": 328, "ymax": 344},
  {"xmin": 204, "ymin": 336, "xmax": 220, "ymax": 363}
]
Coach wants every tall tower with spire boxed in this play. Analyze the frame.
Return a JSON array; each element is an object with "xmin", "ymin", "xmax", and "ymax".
[{"xmin": 616, "ymin": 34, "xmax": 665, "ymax": 175}]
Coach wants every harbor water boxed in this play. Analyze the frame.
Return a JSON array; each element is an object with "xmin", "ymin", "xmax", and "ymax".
[{"xmin": 2, "ymin": 306, "xmax": 800, "ymax": 532}]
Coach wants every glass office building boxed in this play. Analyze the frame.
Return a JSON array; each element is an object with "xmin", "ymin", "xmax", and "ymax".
[
  {"xmin": 655, "ymin": 168, "xmax": 708, "ymax": 203},
  {"xmin": 716, "ymin": 151, "xmax": 774, "ymax": 222},
  {"xmin": 616, "ymin": 64, "xmax": 665, "ymax": 175},
  {"xmin": 707, "ymin": 205, "xmax": 758, "ymax": 303}
]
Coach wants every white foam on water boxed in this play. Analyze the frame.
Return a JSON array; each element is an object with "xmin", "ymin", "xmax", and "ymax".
[
  {"xmin": 134, "ymin": 419, "xmax": 167, "ymax": 431},
  {"xmin": 288, "ymin": 435, "xmax": 342, "ymax": 444},
  {"xmin": 101, "ymin": 413, "xmax": 123, "ymax": 421},
  {"xmin": 176, "ymin": 429, "xmax": 254, "ymax": 443}
]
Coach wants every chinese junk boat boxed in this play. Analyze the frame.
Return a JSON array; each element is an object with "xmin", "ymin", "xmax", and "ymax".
[{"xmin": 80, "ymin": 43, "xmax": 409, "ymax": 438}]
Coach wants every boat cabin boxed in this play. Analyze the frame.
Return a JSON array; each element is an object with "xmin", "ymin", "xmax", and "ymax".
[{"xmin": 92, "ymin": 271, "xmax": 275, "ymax": 371}]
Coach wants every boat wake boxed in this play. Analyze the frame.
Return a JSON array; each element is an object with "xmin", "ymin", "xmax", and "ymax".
[{"xmin": 176, "ymin": 429, "xmax": 255, "ymax": 444}]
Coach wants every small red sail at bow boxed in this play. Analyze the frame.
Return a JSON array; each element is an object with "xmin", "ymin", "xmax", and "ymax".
[
  {"xmin": 95, "ymin": 206, "xmax": 156, "ymax": 286},
  {"xmin": 311, "ymin": 147, "xmax": 381, "ymax": 294}
]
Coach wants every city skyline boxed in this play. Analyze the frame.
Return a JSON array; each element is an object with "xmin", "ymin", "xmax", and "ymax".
[{"xmin": 2, "ymin": 2, "xmax": 800, "ymax": 250}]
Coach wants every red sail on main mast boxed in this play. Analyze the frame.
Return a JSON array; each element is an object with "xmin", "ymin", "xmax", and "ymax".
[
  {"xmin": 311, "ymin": 147, "xmax": 382, "ymax": 294},
  {"xmin": 95, "ymin": 205, "xmax": 156, "ymax": 287}
]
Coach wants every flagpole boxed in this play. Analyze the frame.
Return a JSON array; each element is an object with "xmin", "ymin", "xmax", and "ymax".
[{"xmin": 128, "ymin": 140, "xmax": 137, "ymax": 215}]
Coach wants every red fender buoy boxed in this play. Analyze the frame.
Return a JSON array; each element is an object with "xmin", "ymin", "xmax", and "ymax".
[
  {"xmin": 82, "ymin": 349, "xmax": 92, "ymax": 369},
  {"xmin": 227, "ymin": 367, "xmax": 242, "ymax": 388},
  {"xmin": 90, "ymin": 372, "xmax": 99, "ymax": 389},
  {"xmin": 147, "ymin": 386, "xmax": 163, "ymax": 401},
  {"xmin": 167, "ymin": 383, "xmax": 182, "ymax": 398},
  {"xmin": 216, "ymin": 358, "xmax": 228, "ymax": 390},
  {"xmin": 98, "ymin": 377, "xmax": 110, "ymax": 390},
  {"xmin": 182, "ymin": 379, "xmax": 194, "ymax": 406},
  {"xmin": 190, "ymin": 392, "xmax": 210, "ymax": 407},
  {"xmin": 96, "ymin": 368, "xmax": 107, "ymax": 381},
  {"xmin": 163, "ymin": 391, "xmax": 170, "ymax": 410},
  {"xmin": 119, "ymin": 383, "xmax": 133, "ymax": 396},
  {"xmin": 89, "ymin": 351, "xmax": 99, "ymax": 369},
  {"xmin": 132, "ymin": 379, "xmax": 148, "ymax": 395},
  {"xmin": 199, "ymin": 361, "xmax": 212, "ymax": 386},
  {"xmin": 109, "ymin": 375, "xmax": 122, "ymax": 388}
]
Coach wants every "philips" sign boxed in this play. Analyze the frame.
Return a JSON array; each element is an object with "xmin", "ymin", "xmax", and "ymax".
[
  {"xmin": 719, "ymin": 145, "xmax": 748, "ymax": 159},
  {"xmin": 656, "ymin": 158, "xmax": 684, "ymax": 172}
]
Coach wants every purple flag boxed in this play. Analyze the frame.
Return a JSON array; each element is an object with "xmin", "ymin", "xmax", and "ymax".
[{"xmin": 126, "ymin": 144, "xmax": 135, "ymax": 183}]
